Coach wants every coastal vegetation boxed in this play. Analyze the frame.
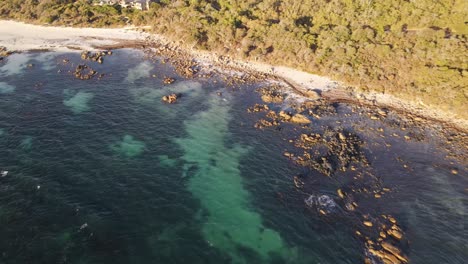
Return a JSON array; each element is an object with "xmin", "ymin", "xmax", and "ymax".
[{"xmin": 1, "ymin": 0, "xmax": 467, "ymax": 118}]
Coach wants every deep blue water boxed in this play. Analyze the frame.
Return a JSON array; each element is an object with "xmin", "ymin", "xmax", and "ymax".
[{"xmin": 0, "ymin": 50, "xmax": 466, "ymax": 264}]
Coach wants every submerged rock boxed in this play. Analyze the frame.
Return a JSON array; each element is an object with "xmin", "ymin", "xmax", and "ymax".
[
  {"xmin": 0, "ymin": 82, "xmax": 16, "ymax": 94},
  {"xmin": 63, "ymin": 91, "xmax": 94, "ymax": 113},
  {"xmin": 111, "ymin": 135, "xmax": 145, "ymax": 157}
]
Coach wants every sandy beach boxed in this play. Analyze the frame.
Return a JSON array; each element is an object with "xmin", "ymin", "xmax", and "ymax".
[
  {"xmin": 0, "ymin": 20, "xmax": 151, "ymax": 52},
  {"xmin": 1, "ymin": 20, "xmax": 466, "ymax": 131}
]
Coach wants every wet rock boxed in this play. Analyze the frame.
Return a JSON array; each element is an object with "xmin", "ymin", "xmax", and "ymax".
[
  {"xmin": 290, "ymin": 114, "xmax": 311, "ymax": 124},
  {"xmin": 74, "ymin": 64, "xmax": 97, "ymax": 80},
  {"xmin": 337, "ymin": 188, "xmax": 345, "ymax": 199},
  {"xmin": 183, "ymin": 66, "xmax": 197, "ymax": 77},
  {"xmin": 247, "ymin": 104, "xmax": 269, "ymax": 113},
  {"xmin": 297, "ymin": 133, "xmax": 322, "ymax": 148},
  {"xmin": 258, "ymin": 86, "xmax": 285, "ymax": 103},
  {"xmin": 81, "ymin": 50, "xmax": 111, "ymax": 64},
  {"xmin": 279, "ymin": 111, "xmax": 292, "ymax": 120},
  {"xmin": 162, "ymin": 93, "xmax": 180, "ymax": 104},
  {"xmin": 377, "ymin": 109, "xmax": 387, "ymax": 116},
  {"xmin": 293, "ymin": 176, "xmax": 304, "ymax": 188},
  {"xmin": 254, "ymin": 119, "xmax": 278, "ymax": 129},
  {"xmin": 304, "ymin": 89, "xmax": 320, "ymax": 99},
  {"xmin": 81, "ymin": 51, "xmax": 89, "ymax": 60},
  {"xmin": 338, "ymin": 132, "xmax": 346, "ymax": 141},
  {"xmin": 387, "ymin": 229, "xmax": 403, "ymax": 240},
  {"xmin": 345, "ymin": 201, "xmax": 357, "ymax": 211},
  {"xmin": 303, "ymin": 156, "xmax": 334, "ymax": 177},
  {"xmin": 163, "ymin": 77, "xmax": 175, "ymax": 84},
  {"xmin": 0, "ymin": 46, "xmax": 10, "ymax": 57},
  {"xmin": 261, "ymin": 94, "xmax": 283, "ymax": 103},
  {"xmin": 295, "ymin": 129, "xmax": 368, "ymax": 177},
  {"xmin": 366, "ymin": 248, "xmax": 403, "ymax": 264},
  {"xmin": 381, "ymin": 242, "xmax": 408, "ymax": 263}
]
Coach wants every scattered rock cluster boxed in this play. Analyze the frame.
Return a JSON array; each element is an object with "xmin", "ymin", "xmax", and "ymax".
[
  {"xmin": 257, "ymin": 86, "xmax": 285, "ymax": 103},
  {"xmin": 246, "ymin": 86, "xmax": 415, "ymax": 263},
  {"xmin": 278, "ymin": 111, "xmax": 311, "ymax": 124},
  {"xmin": 254, "ymin": 118, "xmax": 279, "ymax": 129},
  {"xmin": 74, "ymin": 64, "xmax": 97, "ymax": 80},
  {"xmin": 247, "ymin": 104, "xmax": 269, "ymax": 113},
  {"xmin": 80, "ymin": 50, "xmax": 112, "ymax": 64},
  {"xmin": 146, "ymin": 44, "xmax": 200, "ymax": 78},
  {"xmin": 295, "ymin": 129, "xmax": 368, "ymax": 176},
  {"xmin": 253, "ymin": 108, "xmax": 314, "ymax": 128},
  {"xmin": 360, "ymin": 215, "xmax": 408, "ymax": 264},
  {"xmin": 163, "ymin": 77, "xmax": 175, "ymax": 84},
  {"xmin": 162, "ymin": 93, "xmax": 180, "ymax": 104}
]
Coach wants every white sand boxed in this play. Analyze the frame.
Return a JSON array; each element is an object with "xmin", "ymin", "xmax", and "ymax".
[{"xmin": 0, "ymin": 20, "xmax": 150, "ymax": 52}]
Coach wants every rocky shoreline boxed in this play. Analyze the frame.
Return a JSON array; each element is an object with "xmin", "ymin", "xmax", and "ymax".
[
  {"xmin": 1, "ymin": 22, "xmax": 467, "ymax": 264},
  {"xmin": 99, "ymin": 34, "xmax": 468, "ymax": 133},
  {"xmin": 1, "ymin": 20, "xmax": 467, "ymax": 132}
]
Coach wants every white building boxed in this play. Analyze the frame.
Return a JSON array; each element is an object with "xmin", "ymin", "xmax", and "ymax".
[
  {"xmin": 96, "ymin": 0, "xmax": 154, "ymax": 11},
  {"xmin": 119, "ymin": 0, "xmax": 154, "ymax": 10}
]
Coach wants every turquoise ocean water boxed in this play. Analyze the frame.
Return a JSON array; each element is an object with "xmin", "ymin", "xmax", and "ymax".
[{"xmin": 0, "ymin": 50, "xmax": 466, "ymax": 264}]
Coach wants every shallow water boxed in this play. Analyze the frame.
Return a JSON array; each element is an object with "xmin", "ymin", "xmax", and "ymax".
[{"xmin": 0, "ymin": 50, "xmax": 466, "ymax": 264}]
